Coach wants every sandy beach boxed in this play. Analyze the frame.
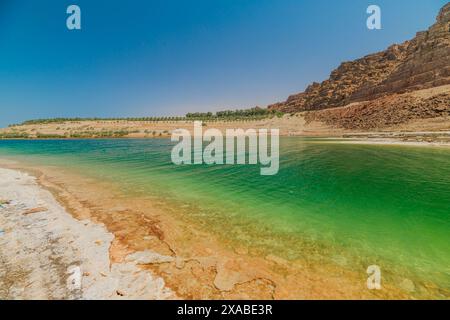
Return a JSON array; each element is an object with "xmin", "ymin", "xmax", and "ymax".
[{"xmin": 0, "ymin": 167, "xmax": 175, "ymax": 299}]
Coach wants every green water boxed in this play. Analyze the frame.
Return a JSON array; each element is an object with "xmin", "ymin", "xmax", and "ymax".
[{"xmin": 0, "ymin": 138, "xmax": 449, "ymax": 291}]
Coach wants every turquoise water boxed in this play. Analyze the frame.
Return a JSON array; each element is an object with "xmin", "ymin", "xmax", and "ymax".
[{"xmin": 0, "ymin": 138, "xmax": 449, "ymax": 291}]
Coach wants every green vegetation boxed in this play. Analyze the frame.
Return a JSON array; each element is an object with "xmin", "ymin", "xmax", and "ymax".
[
  {"xmin": 186, "ymin": 107, "xmax": 283, "ymax": 120},
  {"xmin": 1, "ymin": 107, "xmax": 286, "ymax": 139},
  {"xmin": 68, "ymin": 130, "xmax": 130, "ymax": 138},
  {"xmin": 13, "ymin": 107, "xmax": 284, "ymax": 126},
  {"xmin": 17, "ymin": 117, "xmax": 186, "ymax": 125},
  {"xmin": 0, "ymin": 132, "xmax": 30, "ymax": 139},
  {"xmin": 0, "ymin": 130, "xmax": 150, "ymax": 140},
  {"xmin": 36, "ymin": 133, "xmax": 65, "ymax": 139}
]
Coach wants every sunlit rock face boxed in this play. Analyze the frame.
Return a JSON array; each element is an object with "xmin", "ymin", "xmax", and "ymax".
[{"xmin": 269, "ymin": 3, "xmax": 450, "ymax": 114}]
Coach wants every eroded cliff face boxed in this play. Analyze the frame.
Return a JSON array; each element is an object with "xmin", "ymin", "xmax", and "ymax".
[
  {"xmin": 269, "ymin": 3, "xmax": 450, "ymax": 114},
  {"xmin": 305, "ymin": 92, "xmax": 450, "ymax": 130}
]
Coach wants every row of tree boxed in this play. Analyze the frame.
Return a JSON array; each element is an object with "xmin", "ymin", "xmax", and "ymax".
[
  {"xmin": 14, "ymin": 107, "xmax": 283, "ymax": 126},
  {"xmin": 186, "ymin": 107, "xmax": 282, "ymax": 119},
  {"xmin": 17, "ymin": 117, "xmax": 186, "ymax": 125}
]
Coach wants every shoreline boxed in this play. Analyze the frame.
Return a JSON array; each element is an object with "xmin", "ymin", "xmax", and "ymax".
[
  {"xmin": 2, "ymin": 103, "xmax": 449, "ymax": 144},
  {"xmin": 0, "ymin": 166, "xmax": 175, "ymax": 299},
  {"xmin": 1, "ymin": 135, "xmax": 450, "ymax": 148},
  {"xmin": 315, "ymin": 138, "xmax": 450, "ymax": 148}
]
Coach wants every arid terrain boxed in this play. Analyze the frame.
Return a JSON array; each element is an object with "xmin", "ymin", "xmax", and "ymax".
[
  {"xmin": 1, "ymin": 4, "xmax": 449, "ymax": 144},
  {"xmin": 1, "ymin": 85, "xmax": 449, "ymax": 144},
  {"xmin": 269, "ymin": 4, "xmax": 450, "ymax": 114}
]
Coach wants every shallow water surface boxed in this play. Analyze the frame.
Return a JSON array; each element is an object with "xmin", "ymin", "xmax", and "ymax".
[{"xmin": 1, "ymin": 138, "xmax": 449, "ymax": 293}]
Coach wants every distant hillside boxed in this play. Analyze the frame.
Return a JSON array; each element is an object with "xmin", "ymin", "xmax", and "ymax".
[
  {"xmin": 269, "ymin": 3, "xmax": 450, "ymax": 114},
  {"xmin": 1, "ymin": 4, "xmax": 449, "ymax": 139}
]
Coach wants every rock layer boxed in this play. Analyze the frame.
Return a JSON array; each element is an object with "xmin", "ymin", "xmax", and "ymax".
[
  {"xmin": 305, "ymin": 92, "xmax": 450, "ymax": 130},
  {"xmin": 269, "ymin": 4, "xmax": 450, "ymax": 114}
]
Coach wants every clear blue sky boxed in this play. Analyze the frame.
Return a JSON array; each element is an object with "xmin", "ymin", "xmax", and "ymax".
[{"xmin": 0, "ymin": 0, "xmax": 447, "ymax": 126}]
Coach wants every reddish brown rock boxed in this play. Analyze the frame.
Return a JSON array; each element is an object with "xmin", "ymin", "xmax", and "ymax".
[
  {"xmin": 269, "ymin": 3, "xmax": 450, "ymax": 114},
  {"xmin": 305, "ymin": 93, "xmax": 450, "ymax": 130}
]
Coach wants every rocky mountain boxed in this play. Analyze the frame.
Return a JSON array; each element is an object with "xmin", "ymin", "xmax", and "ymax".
[{"xmin": 269, "ymin": 3, "xmax": 450, "ymax": 114}]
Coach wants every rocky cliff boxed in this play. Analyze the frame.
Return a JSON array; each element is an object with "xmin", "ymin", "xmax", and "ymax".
[
  {"xmin": 305, "ymin": 91, "xmax": 450, "ymax": 130},
  {"xmin": 269, "ymin": 3, "xmax": 450, "ymax": 114}
]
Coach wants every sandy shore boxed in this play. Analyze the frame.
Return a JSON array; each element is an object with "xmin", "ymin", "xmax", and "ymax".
[
  {"xmin": 1, "ymin": 112, "xmax": 448, "ymax": 142},
  {"xmin": 317, "ymin": 138, "xmax": 450, "ymax": 148},
  {"xmin": 0, "ymin": 167, "xmax": 175, "ymax": 299}
]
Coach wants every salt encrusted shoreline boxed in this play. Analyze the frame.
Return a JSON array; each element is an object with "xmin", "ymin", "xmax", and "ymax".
[
  {"xmin": 321, "ymin": 138, "xmax": 450, "ymax": 147},
  {"xmin": 0, "ymin": 167, "xmax": 175, "ymax": 300}
]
